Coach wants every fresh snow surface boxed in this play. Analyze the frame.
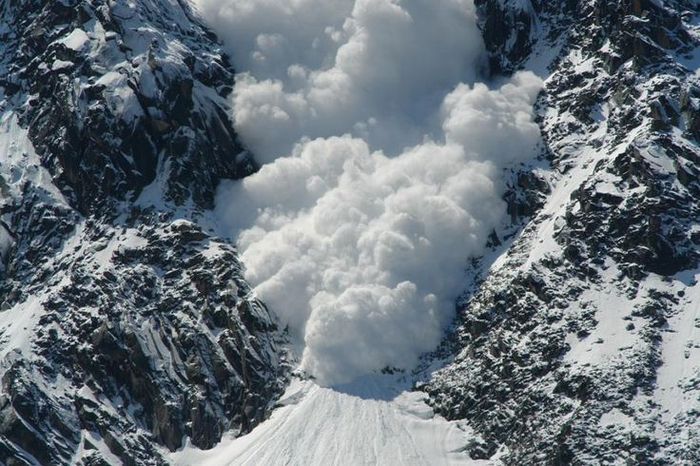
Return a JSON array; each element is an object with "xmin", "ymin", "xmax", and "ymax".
[
  {"xmin": 169, "ymin": 375, "xmax": 493, "ymax": 466},
  {"xmin": 655, "ymin": 271, "xmax": 700, "ymax": 423},
  {"xmin": 58, "ymin": 28, "xmax": 90, "ymax": 51},
  {"xmin": 0, "ymin": 111, "xmax": 56, "ymax": 200}
]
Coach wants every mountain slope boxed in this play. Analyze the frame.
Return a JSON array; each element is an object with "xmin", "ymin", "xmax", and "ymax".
[
  {"xmin": 0, "ymin": 1, "xmax": 287, "ymax": 464},
  {"xmin": 1, "ymin": 0, "xmax": 699, "ymax": 465},
  {"xmin": 169, "ymin": 375, "xmax": 491, "ymax": 466},
  {"xmin": 424, "ymin": 0, "xmax": 700, "ymax": 464}
]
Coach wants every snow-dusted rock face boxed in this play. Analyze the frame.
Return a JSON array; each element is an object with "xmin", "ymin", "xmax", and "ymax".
[
  {"xmin": 1, "ymin": 0, "xmax": 256, "ymax": 215},
  {"xmin": 0, "ymin": 1, "xmax": 287, "ymax": 464},
  {"xmin": 425, "ymin": 0, "xmax": 700, "ymax": 464}
]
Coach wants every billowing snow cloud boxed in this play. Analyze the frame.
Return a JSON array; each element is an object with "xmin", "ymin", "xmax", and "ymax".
[
  {"xmin": 193, "ymin": 0, "xmax": 543, "ymax": 385},
  {"xmin": 193, "ymin": 0, "xmax": 485, "ymax": 160}
]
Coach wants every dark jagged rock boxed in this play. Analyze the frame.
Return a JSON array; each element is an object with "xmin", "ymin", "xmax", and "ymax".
[
  {"xmin": 2, "ymin": 0, "xmax": 700, "ymax": 464},
  {"xmin": 1, "ymin": 0, "xmax": 256, "ymax": 216}
]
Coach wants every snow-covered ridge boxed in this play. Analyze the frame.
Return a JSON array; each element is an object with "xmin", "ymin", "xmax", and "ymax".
[
  {"xmin": 0, "ymin": 0, "xmax": 254, "ymax": 215},
  {"xmin": 1, "ymin": 0, "xmax": 699, "ymax": 464},
  {"xmin": 426, "ymin": 0, "xmax": 700, "ymax": 463}
]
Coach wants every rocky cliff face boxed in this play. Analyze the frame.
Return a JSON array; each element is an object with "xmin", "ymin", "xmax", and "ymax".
[
  {"xmin": 0, "ymin": 1, "xmax": 287, "ymax": 464},
  {"xmin": 424, "ymin": 0, "xmax": 700, "ymax": 464}
]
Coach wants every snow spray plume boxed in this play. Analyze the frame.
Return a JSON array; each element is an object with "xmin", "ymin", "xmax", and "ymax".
[{"xmin": 193, "ymin": 0, "xmax": 543, "ymax": 385}]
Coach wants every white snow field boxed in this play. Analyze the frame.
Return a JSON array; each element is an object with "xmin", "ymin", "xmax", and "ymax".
[{"xmin": 169, "ymin": 375, "xmax": 495, "ymax": 466}]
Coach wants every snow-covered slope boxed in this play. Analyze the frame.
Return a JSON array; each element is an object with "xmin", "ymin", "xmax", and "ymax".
[
  {"xmin": 169, "ymin": 375, "xmax": 491, "ymax": 466},
  {"xmin": 1, "ymin": 0, "xmax": 699, "ymax": 464}
]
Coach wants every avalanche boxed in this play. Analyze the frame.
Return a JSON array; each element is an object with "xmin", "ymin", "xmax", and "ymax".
[{"xmin": 196, "ymin": 0, "xmax": 543, "ymax": 386}]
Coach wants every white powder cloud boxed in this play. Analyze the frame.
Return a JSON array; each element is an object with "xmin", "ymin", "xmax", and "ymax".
[
  {"xmin": 193, "ymin": 0, "xmax": 543, "ymax": 385},
  {"xmin": 194, "ymin": 0, "xmax": 485, "ymax": 160}
]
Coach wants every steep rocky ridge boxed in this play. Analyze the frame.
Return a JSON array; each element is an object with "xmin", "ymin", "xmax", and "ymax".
[
  {"xmin": 0, "ymin": 1, "xmax": 287, "ymax": 464},
  {"xmin": 424, "ymin": 0, "xmax": 700, "ymax": 464}
]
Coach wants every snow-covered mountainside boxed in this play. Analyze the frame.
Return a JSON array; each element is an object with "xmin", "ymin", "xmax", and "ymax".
[
  {"xmin": 1, "ymin": 0, "xmax": 700, "ymax": 465},
  {"xmin": 425, "ymin": 0, "xmax": 700, "ymax": 464},
  {"xmin": 0, "ymin": 1, "xmax": 287, "ymax": 464}
]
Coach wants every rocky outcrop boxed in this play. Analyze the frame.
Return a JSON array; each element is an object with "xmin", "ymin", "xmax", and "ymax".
[
  {"xmin": 2, "ymin": 0, "xmax": 699, "ymax": 464},
  {"xmin": 473, "ymin": 0, "xmax": 577, "ymax": 75},
  {"xmin": 1, "ymin": 0, "xmax": 256, "ymax": 215},
  {"xmin": 0, "ymin": 215, "xmax": 288, "ymax": 464}
]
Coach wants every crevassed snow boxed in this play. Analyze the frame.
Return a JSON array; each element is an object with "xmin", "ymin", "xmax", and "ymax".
[{"xmin": 169, "ymin": 375, "xmax": 494, "ymax": 466}]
